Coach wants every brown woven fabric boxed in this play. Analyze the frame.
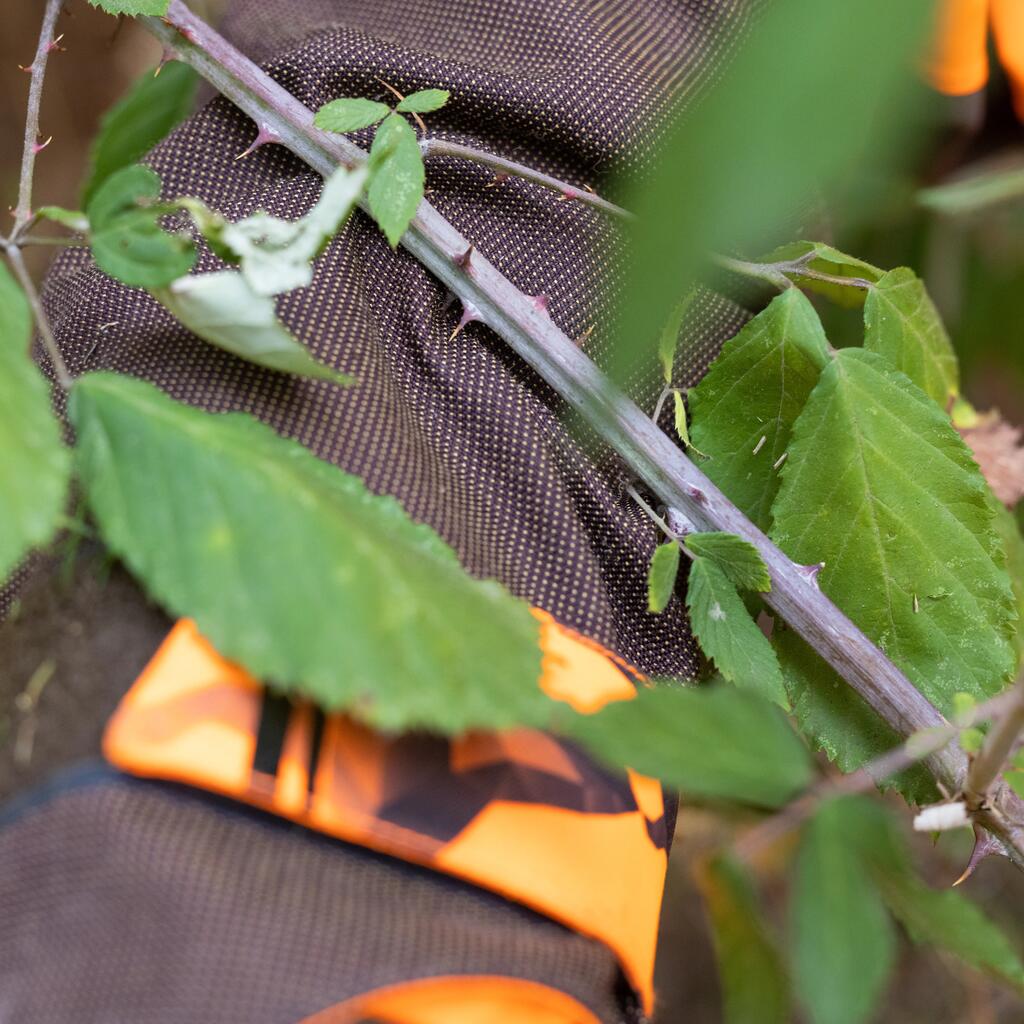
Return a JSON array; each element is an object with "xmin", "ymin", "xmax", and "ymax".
[{"xmin": 35, "ymin": 0, "xmax": 756, "ymax": 679}]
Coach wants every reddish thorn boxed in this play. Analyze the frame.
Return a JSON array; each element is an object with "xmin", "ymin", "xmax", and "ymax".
[
  {"xmin": 953, "ymin": 825, "xmax": 1006, "ymax": 886},
  {"xmin": 155, "ymin": 46, "xmax": 179, "ymax": 75},
  {"xmin": 687, "ymin": 485, "xmax": 706, "ymax": 504},
  {"xmin": 559, "ymin": 188, "xmax": 578, "ymax": 202},
  {"xmin": 531, "ymin": 293, "xmax": 549, "ymax": 314},
  {"xmin": 235, "ymin": 122, "xmax": 283, "ymax": 160},
  {"xmin": 448, "ymin": 299, "xmax": 482, "ymax": 340},
  {"xmin": 484, "ymin": 173, "xmax": 509, "ymax": 189},
  {"xmin": 18, "ymin": 63, "xmax": 34, "ymax": 73},
  {"xmin": 454, "ymin": 245, "xmax": 474, "ymax": 271},
  {"xmin": 47, "ymin": 33, "xmax": 66, "ymax": 53},
  {"xmin": 32, "ymin": 136, "xmax": 53, "ymax": 155},
  {"xmin": 574, "ymin": 324, "xmax": 595, "ymax": 346}
]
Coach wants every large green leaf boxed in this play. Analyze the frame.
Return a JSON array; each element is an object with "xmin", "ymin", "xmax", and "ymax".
[
  {"xmin": 697, "ymin": 855, "xmax": 790, "ymax": 1024},
  {"xmin": 396, "ymin": 89, "xmax": 450, "ymax": 114},
  {"xmin": 689, "ymin": 289, "xmax": 830, "ymax": 531},
  {"xmin": 70, "ymin": 372, "xmax": 549, "ymax": 732},
  {"xmin": 367, "ymin": 113, "xmax": 424, "ymax": 247},
  {"xmin": 86, "ymin": 165, "xmax": 195, "ymax": 288},
  {"xmin": 81, "ymin": 62, "xmax": 198, "ymax": 208},
  {"xmin": 152, "ymin": 271, "xmax": 350, "ymax": 382},
  {"xmin": 791, "ymin": 797, "xmax": 896, "ymax": 1024},
  {"xmin": 684, "ymin": 531, "xmax": 770, "ymax": 592},
  {"xmin": 863, "ymin": 267, "xmax": 959, "ymax": 406},
  {"xmin": 617, "ymin": 0, "xmax": 931, "ymax": 377},
  {"xmin": 0, "ymin": 264, "xmax": 70, "ymax": 582},
  {"xmin": 770, "ymin": 350, "xmax": 1017, "ymax": 781},
  {"xmin": 566, "ymin": 683, "xmax": 812, "ymax": 808},
  {"xmin": 687, "ymin": 558, "xmax": 788, "ymax": 708},
  {"xmin": 877, "ymin": 872, "xmax": 1024, "ymax": 994}
]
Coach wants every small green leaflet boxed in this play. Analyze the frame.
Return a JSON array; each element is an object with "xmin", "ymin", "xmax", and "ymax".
[
  {"xmin": 396, "ymin": 89, "xmax": 450, "ymax": 113},
  {"xmin": 368, "ymin": 113, "xmax": 425, "ymax": 247},
  {"xmin": 69, "ymin": 373, "xmax": 550, "ymax": 733},
  {"xmin": 214, "ymin": 165, "xmax": 368, "ymax": 295},
  {"xmin": 564, "ymin": 683, "xmax": 812, "ymax": 809},
  {"xmin": 673, "ymin": 390, "xmax": 691, "ymax": 448},
  {"xmin": 658, "ymin": 291, "xmax": 695, "ymax": 384},
  {"xmin": 0, "ymin": 264, "xmax": 70, "ymax": 582},
  {"xmin": 647, "ymin": 540, "xmax": 680, "ymax": 613},
  {"xmin": 760, "ymin": 240, "xmax": 883, "ymax": 308},
  {"xmin": 152, "ymin": 271, "xmax": 350, "ymax": 383},
  {"xmin": 863, "ymin": 267, "xmax": 959, "ymax": 406},
  {"xmin": 687, "ymin": 558, "xmax": 788, "ymax": 708},
  {"xmin": 685, "ymin": 531, "xmax": 770, "ymax": 592},
  {"xmin": 86, "ymin": 165, "xmax": 195, "ymax": 288},
  {"xmin": 36, "ymin": 206, "xmax": 89, "ymax": 233},
  {"xmin": 689, "ymin": 289, "xmax": 830, "ymax": 532},
  {"xmin": 89, "ymin": 0, "xmax": 168, "ymax": 13},
  {"xmin": 770, "ymin": 349, "xmax": 1016, "ymax": 791},
  {"xmin": 696, "ymin": 856, "xmax": 790, "ymax": 1024},
  {"xmin": 314, "ymin": 98, "xmax": 391, "ymax": 134},
  {"xmin": 81, "ymin": 62, "xmax": 198, "ymax": 207},
  {"xmin": 791, "ymin": 798, "xmax": 895, "ymax": 1024}
]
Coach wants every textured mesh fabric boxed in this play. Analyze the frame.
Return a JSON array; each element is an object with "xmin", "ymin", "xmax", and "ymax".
[
  {"xmin": 32, "ymin": 0, "xmax": 757, "ymax": 677},
  {"xmin": 0, "ymin": 771, "xmax": 630, "ymax": 1024}
]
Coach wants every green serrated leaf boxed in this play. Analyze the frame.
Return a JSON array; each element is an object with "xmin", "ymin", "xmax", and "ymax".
[
  {"xmin": 791, "ymin": 797, "xmax": 896, "ymax": 1024},
  {"xmin": 992, "ymin": 498, "xmax": 1024, "ymax": 669},
  {"xmin": 152, "ymin": 270, "xmax": 349, "ymax": 382},
  {"xmin": 672, "ymin": 390, "xmax": 692, "ymax": 448},
  {"xmin": 760, "ymin": 241, "xmax": 884, "ymax": 308},
  {"xmin": 696, "ymin": 855, "xmax": 790, "ymax": 1024},
  {"xmin": 770, "ymin": 349, "xmax": 1016, "ymax": 790},
  {"xmin": 647, "ymin": 540, "xmax": 680, "ymax": 613},
  {"xmin": 564, "ymin": 683, "xmax": 812, "ymax": 808},
  {"xmin": 36, "ymin": 206, "xmax": 89, "ymax": 233},
  {"xmin": 658, "ymin": 290, "xmax": 695, "ymax": 384},
  {"xmin": 88, "ymin": 0, "xmax": 168, "ymax": 14},
  {"xmin": 687, "ymin": 558, "xmax": 788, "ymax": 708},
  {"xmin": 86, "ymin": 165, "xmax": 195, "ymax": 288},
  {"xmin": 0, "ymin": 264, "xmax": 70, "ymax": 582},
  {"xmin": 685, "ymin": 532, "xmax": 770, "ymax": 592},
  {"xmin": 773, "ymin": 630, "xmax": 937, "ymax": 803},
  {"xmin": 863, "ymin": 267, "xmax": 959, "ymax": 406},
  {"xmin": 689, "ymin": 289, "xmax": 830, "ymax": 532},
  {"xmin": 367, "ymin": 114, "xmax": 424, "ymax": 247},
  {"xmin": 217, "ymin": 165, "xmax": 367, "ymax": 295},
  {"xmin": 314, "ymin": 98, "xmax": 391, "ymax": 134},
  {"xmin": 70, "ymin": 372, "xmax": 550, "ymax": 733},
  {"xmin": 81, "ymin": 62, "xmax": 198, "ymax": 207},
  {"xmin": 396, "ymin": 89, "xmax": 450, "ymax": 114}
]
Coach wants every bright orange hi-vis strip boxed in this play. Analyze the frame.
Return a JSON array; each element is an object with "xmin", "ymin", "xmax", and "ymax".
[
  {"xmin": 103, "ymin": 612, "xmax": 668, "ymax": 1014},
  {"xmin": 298, "ymin": 976, "xmax": 604, "ymax": 1024},
  {"xmin": 927, "ymin": 0, "xmax": 1024, "ymax": 119}
]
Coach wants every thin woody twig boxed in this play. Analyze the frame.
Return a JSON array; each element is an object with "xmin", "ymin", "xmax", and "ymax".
[
  {"xmin": 965, "ymin": 673, "xmax": 1024, "ymax": 808},
  {"xmin": 4, "ymin": 244, "xmax": 72, "ymax": 389},
  {"xmin": 11, "ymin": 0, "xmax": 63, "ymax": 240},
  {"xmin": 419, "ymin": 138, "xmax": 632, "ymax": 221}
]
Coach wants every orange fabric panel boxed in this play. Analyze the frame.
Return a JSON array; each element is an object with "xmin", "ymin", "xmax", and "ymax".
[
  {"xmin": 992, "ymin": 0, "xmax": 1024, "ymax": 118},
  {"xmin": 926, "ymin": 0, "xmax": 990, "ymax": 96},
  {"xmin": 299, "ymin": 976, "xmax": 604, "ymax": 1024},
  {"xmin": 104, "ymin": 615, "xmax": 668, "ymax": 1013}
]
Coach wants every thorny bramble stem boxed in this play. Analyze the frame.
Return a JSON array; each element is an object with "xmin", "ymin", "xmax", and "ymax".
[
  {"xmin": 141, "ymin": 0, "xmax": 1024, "ymax": 865},
  {"xmin": 419, "ymin": 138, "xmax": 632, "ymax": 221},
  {"xmin": 11, "ymin": 0, "xmax": 63, "ymax": 241},
  {"xmin": 4, "ymin": 244, "xmax": 71, "ymax": 390}
]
